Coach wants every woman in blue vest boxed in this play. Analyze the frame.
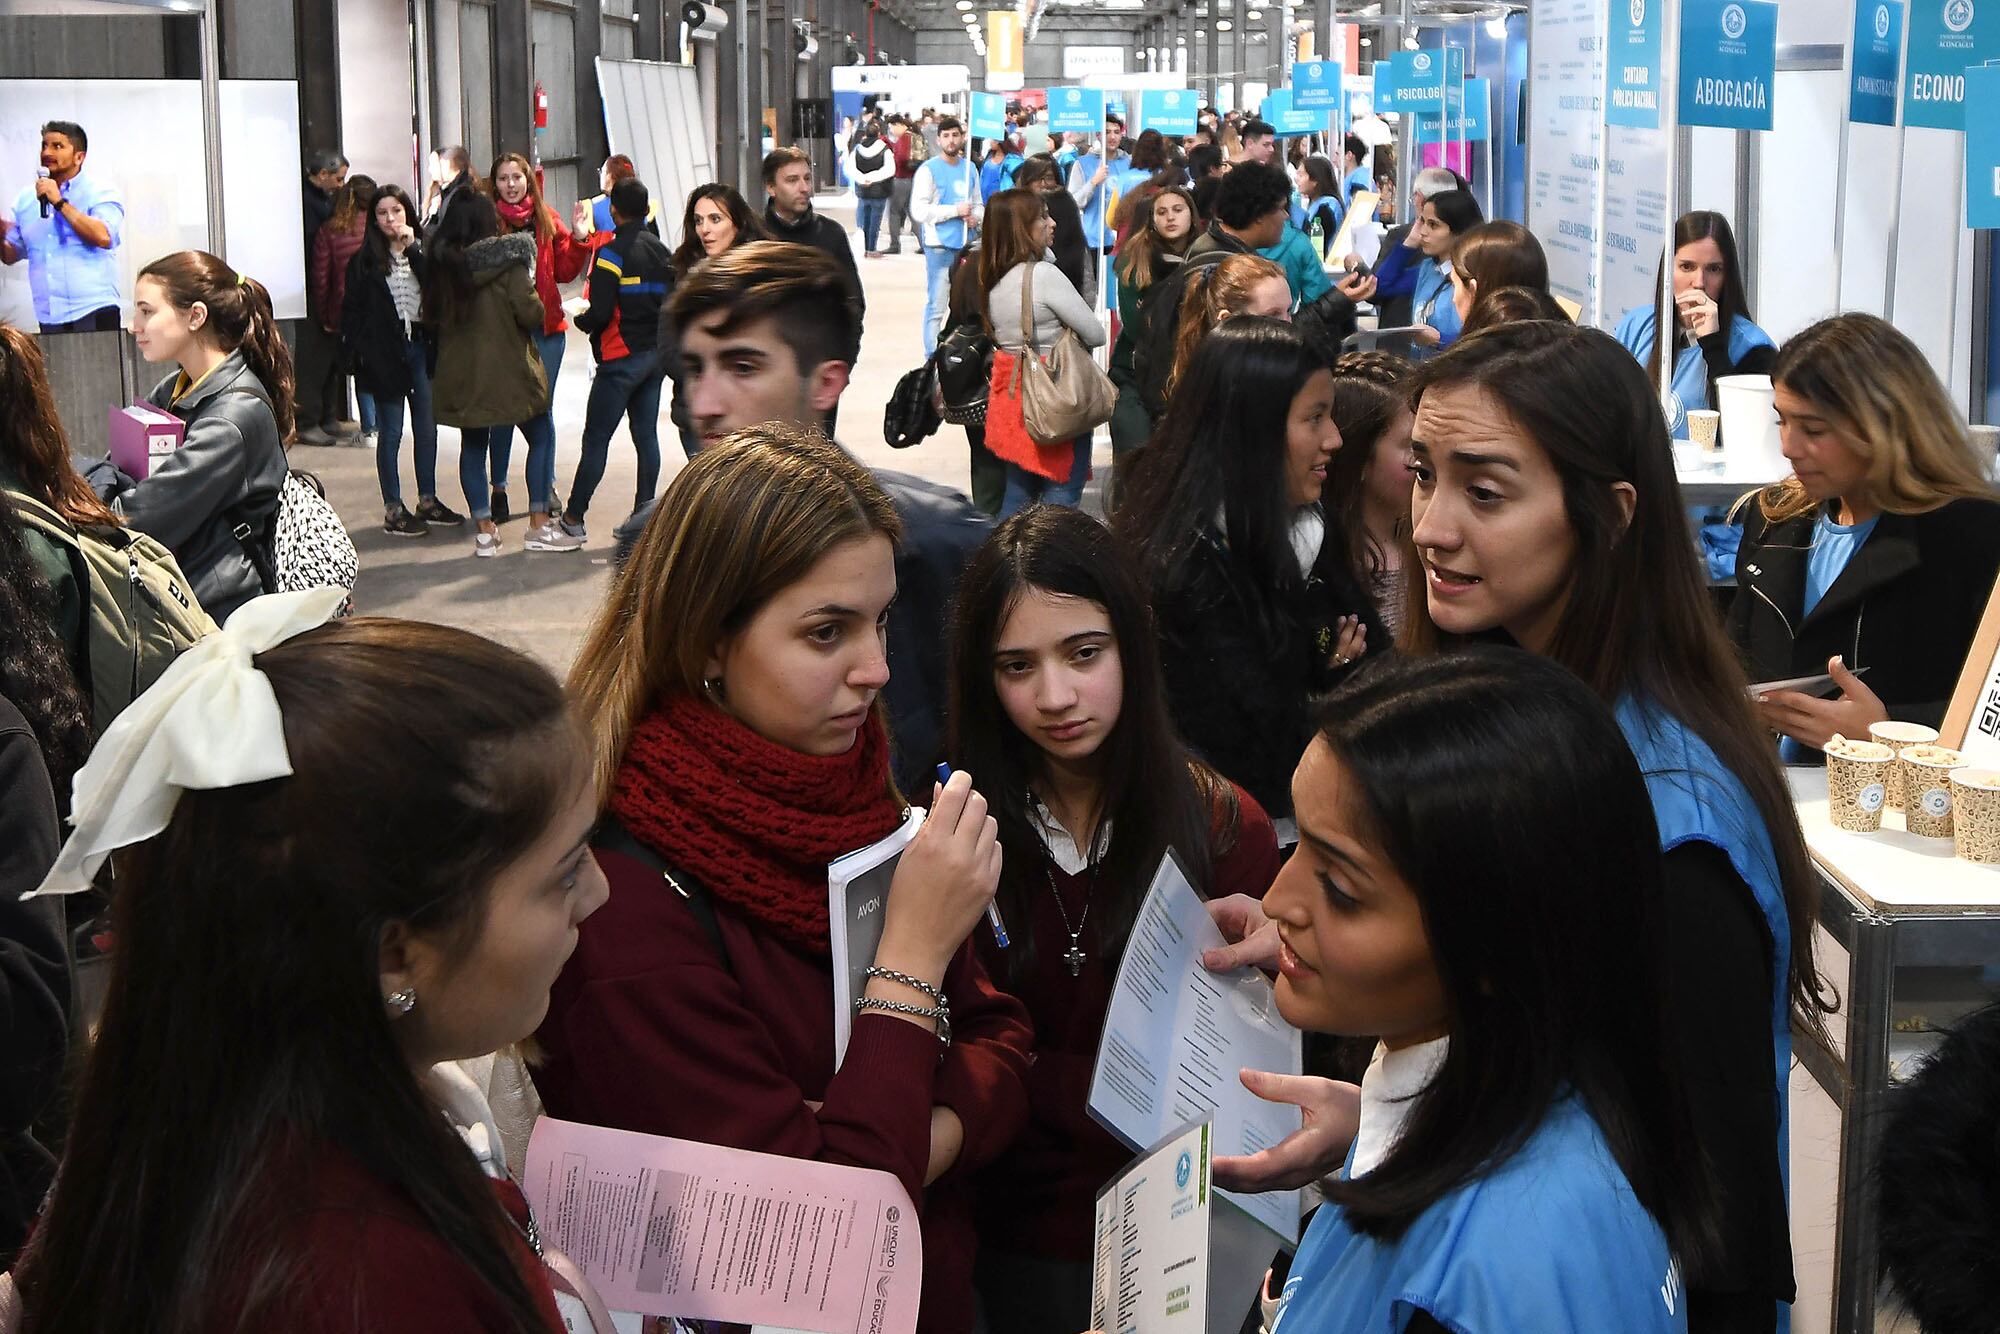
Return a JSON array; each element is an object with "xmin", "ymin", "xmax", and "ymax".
[
  {"xmin": 1614, "ymin": 211, "xmax": 1775, "ymax": 440},
  {"xmin": 1210, "ymin": 321, "xmax": 1828, "ymax": 1332},
  {"xmin": 1344, "ymin": 187, "xmax": 1479, "ymax": 354},
  {"xmin": 1264, "ymin": 648, "xmax": 1724, "ymax": 1334}
]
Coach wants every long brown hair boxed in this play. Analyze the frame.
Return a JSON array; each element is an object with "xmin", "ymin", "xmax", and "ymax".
[
  {"xmin": 15, "ymin": 618, "xmax": 578, "ymax": 1333},
  {"xmin": 1323, "ymin": 351, "xmax": 1413, "ymax": 586},
  {"xmin": 326, "ymin": 174, "xmax": 378, "ymax": 235},
  {"xmin": 976, "ymin": 188, "xmax": 1048, "ymax": 331},
  {"xmin": 1116, "ymin": 184, "xmax": 1197, "ymax": 292},
  {"xmin": 568, "ymin": 425, "xmax": 903, "ymax": 799},
  {"xmin": 489, "ymin": 152, "xmax": 558, "ymax": 244},
  {"xmin": 1647, "ymin": 211, "xmax": 1753, "ymax": 393},
  {"xmin": 1403, "ymin": 322, "xmax": 1835, "ymax": 1044},
  {"xmin": 1164, "ymin": 253, "xmax": 1286, "ymax": 403},
  {"xmin": 1751, "ymin": 313, "xmax": 1999, "ymax": 525},
  {"xmin": 0, "ymin": 323, "xmax": 117, "ymax": 525},
  {"xmin": 1449, "ymin": 221, "xmax": 1548, "ymax": 305},
  {"xmin": 136, "ymin": 252, "xmax": 297, "ymax": 440},
  {"xmin": 670, "ymin": 184, "xmax": 766, "ymax": 277}
]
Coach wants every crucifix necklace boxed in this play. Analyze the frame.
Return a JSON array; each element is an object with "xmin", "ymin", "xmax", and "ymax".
[{"xmin": 1045, "ymin": 861, "xmax": 1093, "ymax": 977}]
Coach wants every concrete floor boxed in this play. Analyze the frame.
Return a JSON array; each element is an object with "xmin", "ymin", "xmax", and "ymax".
[{"xmin": 305, "ymin": 194, "xmax": 1856, "ymax": 1333}]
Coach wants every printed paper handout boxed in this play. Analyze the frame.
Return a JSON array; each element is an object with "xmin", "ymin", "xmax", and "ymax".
[
  {"xmin": 1092, "ymin": 1120, "xmax": 1214, "ymax": 1334},
  {"xmin": 524, "ymin": 1117, "xmax": 922, "ymax": 1334},
  {"xmin": 829, "ymin": 805, "xmax": 926, "ymax": 1065}
]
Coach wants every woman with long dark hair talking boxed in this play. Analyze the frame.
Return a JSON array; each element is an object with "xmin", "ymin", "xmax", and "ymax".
[
  {"xmin": 950, "ymin": 506, "xmax": 1280, "ymax": 1333},
  {"xmin": 1114, "ymin": 318, "xmax": 1381, "ymax": 834}
]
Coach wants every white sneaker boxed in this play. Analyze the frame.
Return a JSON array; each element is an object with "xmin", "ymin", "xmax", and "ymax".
[
  {"xmin": 347, "ymin": 430, "xmax": 379, "ymax": 450},
  {"xmin": 524, "ymin": 519, "xmax": 584, "ymax": 552},
  {"xmin": 474, "ymin": 531, "xmax": 502, "ymax": 558}
]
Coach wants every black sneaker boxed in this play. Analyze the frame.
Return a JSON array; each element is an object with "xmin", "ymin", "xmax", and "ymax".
[
  {"xmin": 490, "ymin": 487, "xmax": 511, "ymax": 524},
  {"xmin": 383, "ymin": 505, "xmax": 430, "ymax": 538},
  {"xmin": 414, "ymin": 497, "xmax": 465, "ymax": 526}
]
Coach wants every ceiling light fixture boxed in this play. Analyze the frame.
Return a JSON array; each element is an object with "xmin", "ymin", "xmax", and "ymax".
[{"xmin": 1216, "ymin": 18, "xmax": 1231, "ymax": 29}]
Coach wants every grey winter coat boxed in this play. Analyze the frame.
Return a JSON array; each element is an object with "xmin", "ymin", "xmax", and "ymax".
[{"xmin": 120, "ymin": 348, "xmax": 287, "ymax": 623}]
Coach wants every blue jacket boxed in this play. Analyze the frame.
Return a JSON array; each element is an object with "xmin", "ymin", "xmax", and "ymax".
[
  {"xmin": 1614, "ymin": 694, "xmax": 1792, "ymax": 1188},
  {"xmin": 1413, "ymin": 259, "xmax": 1461, "ymax": 347},
  {"xmin": 1613, "ymin": 305, "xmax": 1775, "ymax": 439},
  {"xmin": 1273, "ymin": 1096, "xmax": 1686, "ymax": 1333},
  {"xmin": 1256, "ymin": 224, "xmax": 1334, "ymax": 305}
]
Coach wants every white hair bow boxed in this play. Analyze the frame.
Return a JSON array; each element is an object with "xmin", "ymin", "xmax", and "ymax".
[{"xmin": 29, "ymin": 587, "xmax": 349, "ymax": 899}]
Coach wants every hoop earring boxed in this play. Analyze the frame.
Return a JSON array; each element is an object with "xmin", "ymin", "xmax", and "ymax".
[{"xmin": 385, "ymin": 988, "xmax": 417, "ymax": 1016}]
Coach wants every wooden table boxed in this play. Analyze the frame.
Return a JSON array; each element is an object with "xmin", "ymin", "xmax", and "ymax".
[{"xmin": 1784, "ymin": 767, "xmax": 2000, "ymax": 1332}]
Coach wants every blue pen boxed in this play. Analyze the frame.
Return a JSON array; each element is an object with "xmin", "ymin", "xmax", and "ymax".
[{"xmin": 938, "ymin": 761, "xmax": 1010, "ymax": 948}]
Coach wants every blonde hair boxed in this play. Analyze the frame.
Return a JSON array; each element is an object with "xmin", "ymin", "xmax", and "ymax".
[
  {"xmin": 1165, "ymin": 253, "xmax": 1287, "ymax": 403},
  {"xmin": 567, "ymin": 425, "xmax": 903, "ymax": 798},
  {"xmin": 1749, "ymin": 313, "xmax": 1997, "ymax": 525}
]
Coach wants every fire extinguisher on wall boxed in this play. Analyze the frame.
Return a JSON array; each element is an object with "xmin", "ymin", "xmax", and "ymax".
[{"xmin": 534, "ymin": 81, "xmax": 550, "ymax": 132}]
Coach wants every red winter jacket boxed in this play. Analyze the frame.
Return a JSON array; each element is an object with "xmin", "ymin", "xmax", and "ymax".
[
  {"xmin": 501, "ymin": 213, "xmax": 595, "ymax": 336},
  {"xmin": 308, "ymin": 221, "xmax": 366, "ymax": 332}
]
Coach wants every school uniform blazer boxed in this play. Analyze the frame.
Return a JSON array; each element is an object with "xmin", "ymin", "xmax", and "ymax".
[{"xmin": 1729, "ymin": 497, "xmax": 2000, "ymax": 729}]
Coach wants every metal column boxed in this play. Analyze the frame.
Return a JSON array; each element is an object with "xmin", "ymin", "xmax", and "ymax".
[{"xmin": 1206, "ymin": 3, "xmax": 1220, "ymax": 108}]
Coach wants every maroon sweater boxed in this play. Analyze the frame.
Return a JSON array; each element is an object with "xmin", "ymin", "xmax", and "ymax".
[
  {"xmin": 536, "ymin": 846, "xmax": 1034, "ymax": 1333},
  {"xmin": 971, "ymin": 784, "xmax": 1281, "ymax": 1261}
]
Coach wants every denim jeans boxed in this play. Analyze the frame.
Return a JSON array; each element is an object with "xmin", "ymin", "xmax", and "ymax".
[
  {"xmin": 998, "ymin": 435, "xmax": 1091, "ymax": 518},
  {"xmin": 566, "ymin": 352, "xmax": 665, "ymax": 524},
  {"xmin": 458, "ymin": 425, "xmax": 498, "ymax": 521},
  {"xmin": 489, "ymin": 329, "xmax": 566, "ymax": 512},
  {"xmin": 857, "ymin": 197, "xmax": 887, "ymax": 252},
  {"xmin": 373, "ymin": 340, "xmax": 439, "ymax": 507},
  {"xmin": 356, "ymin": 390, "xmax": 378, "ymax": 434},
  {"xmin": 923, "ymin": 245, "xmax": 957, "ymax": 355}
]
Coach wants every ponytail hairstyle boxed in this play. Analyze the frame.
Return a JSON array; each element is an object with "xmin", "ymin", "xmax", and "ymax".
[
  {"xmin": 1164, "ymin": 252, "xmax": 1286, "ymax": 403},
  {"xmin": 326, "ymin": 173, "xmax": 379, "ymax": 236},
  {"xmin": 0, "ymin": 322, "xmax": 118, "ymax": 527},
  {"xmin": 136, "ymin": 252, "xmax": 297, "ymax": 440}
]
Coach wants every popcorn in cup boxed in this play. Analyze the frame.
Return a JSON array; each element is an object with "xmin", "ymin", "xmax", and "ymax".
[
  {"xmin": 1823, "ymin": 734, "xmax": 1895, "ymax": 833},
  {"xmin": 1869, "ymin": 720, "xmax": 1941, "ymax": 810},
  {"xmin": 1899, "ymin": 744, "xmax": 1967, "ymax": 838},
  {"xmin": 1950, "ymin": 769, "xmax": 2000, "ymax": 864}
]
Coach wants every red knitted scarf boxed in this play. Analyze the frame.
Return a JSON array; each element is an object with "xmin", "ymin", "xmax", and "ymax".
[
  {"xmin": 494, "ymin": 195, "xmax": 540, "ymax": 234},
  {"xmin": 610, "ymin": 694, "xmax": 905, "ymax": 953}
]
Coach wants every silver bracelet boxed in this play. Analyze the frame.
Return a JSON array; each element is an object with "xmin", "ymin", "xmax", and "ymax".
[
  {"xmin": 855, "ymin": 995, "xmax": 953, "ymax": 1048},
  {"xmin": 862, "ymin": 966, "xmax": 945, "ymax": 1007}
]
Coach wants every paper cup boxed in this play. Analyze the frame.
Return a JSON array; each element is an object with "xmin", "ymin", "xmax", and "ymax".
[
  {"xmin": 1869, "ymin": 721, "xmax": 1942, "ymax": 809},
  {"xmin": 1824, "ymin": 735, "xmax": 1895, "ymax": 832},
  {"xmin": 1951, "ymin": 769, "xmax": 2000, "ymax": 864},
  {"xmin": 1900, "ymin": 745, "xmax": 1967, "ymax": 838},
  {"xmin": 1685, "ymin": 409, "xmax": 1721, "ymax": 452}
]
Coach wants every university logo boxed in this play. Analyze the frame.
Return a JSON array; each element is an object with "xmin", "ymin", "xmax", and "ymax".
[
  {"xmin": 1721, "ymin": 3, "xmax": 1748, "ymax": 39},
  {"xmin": 1875, "ymin": 3, "xmax": 1893, "ymax": 38},
  {"xmin": 1945, "ymin": 0, "xmax": 1975, "ymax": 33},
  {"xmin": 1630, "ymin": 0, "xmax": 1646, "ymax": 27},
  {"xmin": 1166, "ymin": 91, "xmax": 1182, "ymax": 104},
  {"xmin": 1065, "ymin": 88, "xmax": 1083, "ymax": 104},
  {"xmin": 1412, "ymin": 51, "xmax": 1433, "ymax": 73},
  {"xmin": 1175, "ymin": 1150, "xmax": 1193, "ymax": 1190}
]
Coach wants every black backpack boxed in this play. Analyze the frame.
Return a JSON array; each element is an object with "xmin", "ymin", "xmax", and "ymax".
[
  {"xmin": 932, "ymin": 319, "xmax": 993, "ymax": 426},
  {"xmin": 884, "ymin": 358, "xmax": 942, "ymax": 449}
]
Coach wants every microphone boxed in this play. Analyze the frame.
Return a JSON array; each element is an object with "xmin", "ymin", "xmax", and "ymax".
[{"xmin": 37, "ymin": 167, "xmax": 49, "ymax": 218}]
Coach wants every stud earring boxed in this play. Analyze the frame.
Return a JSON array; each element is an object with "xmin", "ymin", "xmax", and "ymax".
[
  {"xmin": 702, "ymin": 676, "xmax": 723, "ymax": 697},
  {"xmin": 385, "ymin": 988, "xmax": 417, "ymax": 1016}
]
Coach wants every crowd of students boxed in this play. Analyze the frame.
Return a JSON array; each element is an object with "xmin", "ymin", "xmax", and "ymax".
[{"xmin": 2, "ymin": 106, "xmax": 2000, "ymax": 1334}]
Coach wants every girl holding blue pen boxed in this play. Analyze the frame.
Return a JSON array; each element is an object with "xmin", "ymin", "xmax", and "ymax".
[{"xmin": 947, "ymin": 506, "xmax": 1281, "ymax": 1334}]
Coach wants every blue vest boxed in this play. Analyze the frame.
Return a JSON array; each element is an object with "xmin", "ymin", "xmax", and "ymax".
[
  {"xmin": 1412, "ymin": 258, "xmax": 1462, "ymax": 351},
  {"xmin": 922, "ymin": 156, "xmax": 978, "ymax": 251},
  {"xmin": 1074, "ymin": 150, "xmax": 1131, "ymax": 248},
  {"xmin": 1273, "ymin": 1097, "xmax": 1687, "ymax": 1334},
  {"xmin": 1614, "ymin": 694, "xmax": 1792, "ymax": 1189},
  {"xmin": 1612, "ymin": 306, "xmax": 1774, "ymax": 439}
]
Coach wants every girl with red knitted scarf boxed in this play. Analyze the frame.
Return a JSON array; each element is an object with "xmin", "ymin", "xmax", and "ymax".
[{"xmin": 538, "ymin": 426, "xmax": 1033, "ymax": 1332}]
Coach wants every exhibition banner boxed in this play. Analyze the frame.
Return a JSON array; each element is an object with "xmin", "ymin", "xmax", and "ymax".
[
  {"xmin": 1293, "ymin": 59, "xmax": 1343, "ymax": 110},
  {"xmin": 1261, "ymin": 88, "xmax": 1325, "ymax": 136},
  {"xmin": 969, "ymin": 91, "xmax": 1007, "ymax": 140},
  {"xmin": 1968, "ymin": 62, "xmax": 2000, "ymax": 227},
  {"xmin": 1048, "ymin": 86, "xmax": 1107, "ymax": 134},
  {"xmin": 1608, "ymin": 0, "xmax": 1666, "ymax": 128},
  {"xmin": 1905, "ymin": 0, "xmax": 2000, "ymax": 129},
  {"xmin": 987, "ymin": 10, "xmax": 1024, "ymax": 92},
  {"xmin": 1372, "ymin": 59, "xmax": 1401, "ymax": 112},
  {"xmin": 1851, "ymin": 0, "xmax": 1906, "ymax": 125},
  {"xmin": 1139, "ymin": 88, "xmax": 1200, "ymax": 135},
  {"xmin": 1527, "ymin": 0, "xmax": 1608, "ymax": 323},
  {"xmin": 1417, "ymin": 77, "xmax": 1493, "ymax": 141},
  {"xmin": 1389, "ymin": 47, "xmax": 1465, "ymax": 113},
  {"xmin": 1679, "ymin": 0, "xmax": 1778, "ymax": 130}
]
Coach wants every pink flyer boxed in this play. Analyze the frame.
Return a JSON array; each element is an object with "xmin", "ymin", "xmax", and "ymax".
[{"xmin": 525, "ymin": 1117, "xmax": 922, "ymax": 1334}]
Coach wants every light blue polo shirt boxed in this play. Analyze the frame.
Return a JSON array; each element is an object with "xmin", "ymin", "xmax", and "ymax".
[{"xmin": 11, "ymin": 169, "xmax": 124, "ymax": 326}]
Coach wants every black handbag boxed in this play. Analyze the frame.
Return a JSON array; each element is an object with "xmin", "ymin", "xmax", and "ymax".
[{"xmin": 933, "ymin": 318, "xmax": 993, "ymax": 426}]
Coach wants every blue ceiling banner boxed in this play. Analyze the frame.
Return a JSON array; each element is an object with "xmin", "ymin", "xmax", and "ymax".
[
  {"xmin": 1851, "ymin": 0, "xmax": 1906, "ymax": 125},
  {"xmin": 1293, "ymin": 59, "xmax": 1343, "ymax": 110},
  {"xmin": 1139, "ymin": 88, "xmax": 1200, "ymax": 134},
  {"xmin": 1679, "ymin": 0, "xmax": 1778, "ymax": 130},
  {"xmin": 969, "ymin": 91, "xmax": 1008, "ymax": 140},
  {"xmin": 1372, "ymin": 60, "xmax": 1401, "ymax": 113},
  {"xmin": 1608, "ymin": 0, "xmax": 1666, "ymax": 128},
  {"xmin": 1417, "ymin": 77, "xmax": 1493, "ymax": 142},
  {"xmin": 1389, "ymin": 46, "xmax": 1465, "ymax": 113},
  {"xmin": 1905, "ymin": 0, "xmax": 2000, "ymax": 129},
  {"xmin": 1969, "ymin": 62, "xmax": 2000, "ymax": 226},
  {"xmin": 1047, "ymin": 86, "xmax": 1107, "ymax": 135}
]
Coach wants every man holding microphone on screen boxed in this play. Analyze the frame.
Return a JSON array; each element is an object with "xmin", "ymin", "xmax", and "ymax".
[{"xmin": 0, "ymin": 121, "xmax": 124, "ymax": 333}]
